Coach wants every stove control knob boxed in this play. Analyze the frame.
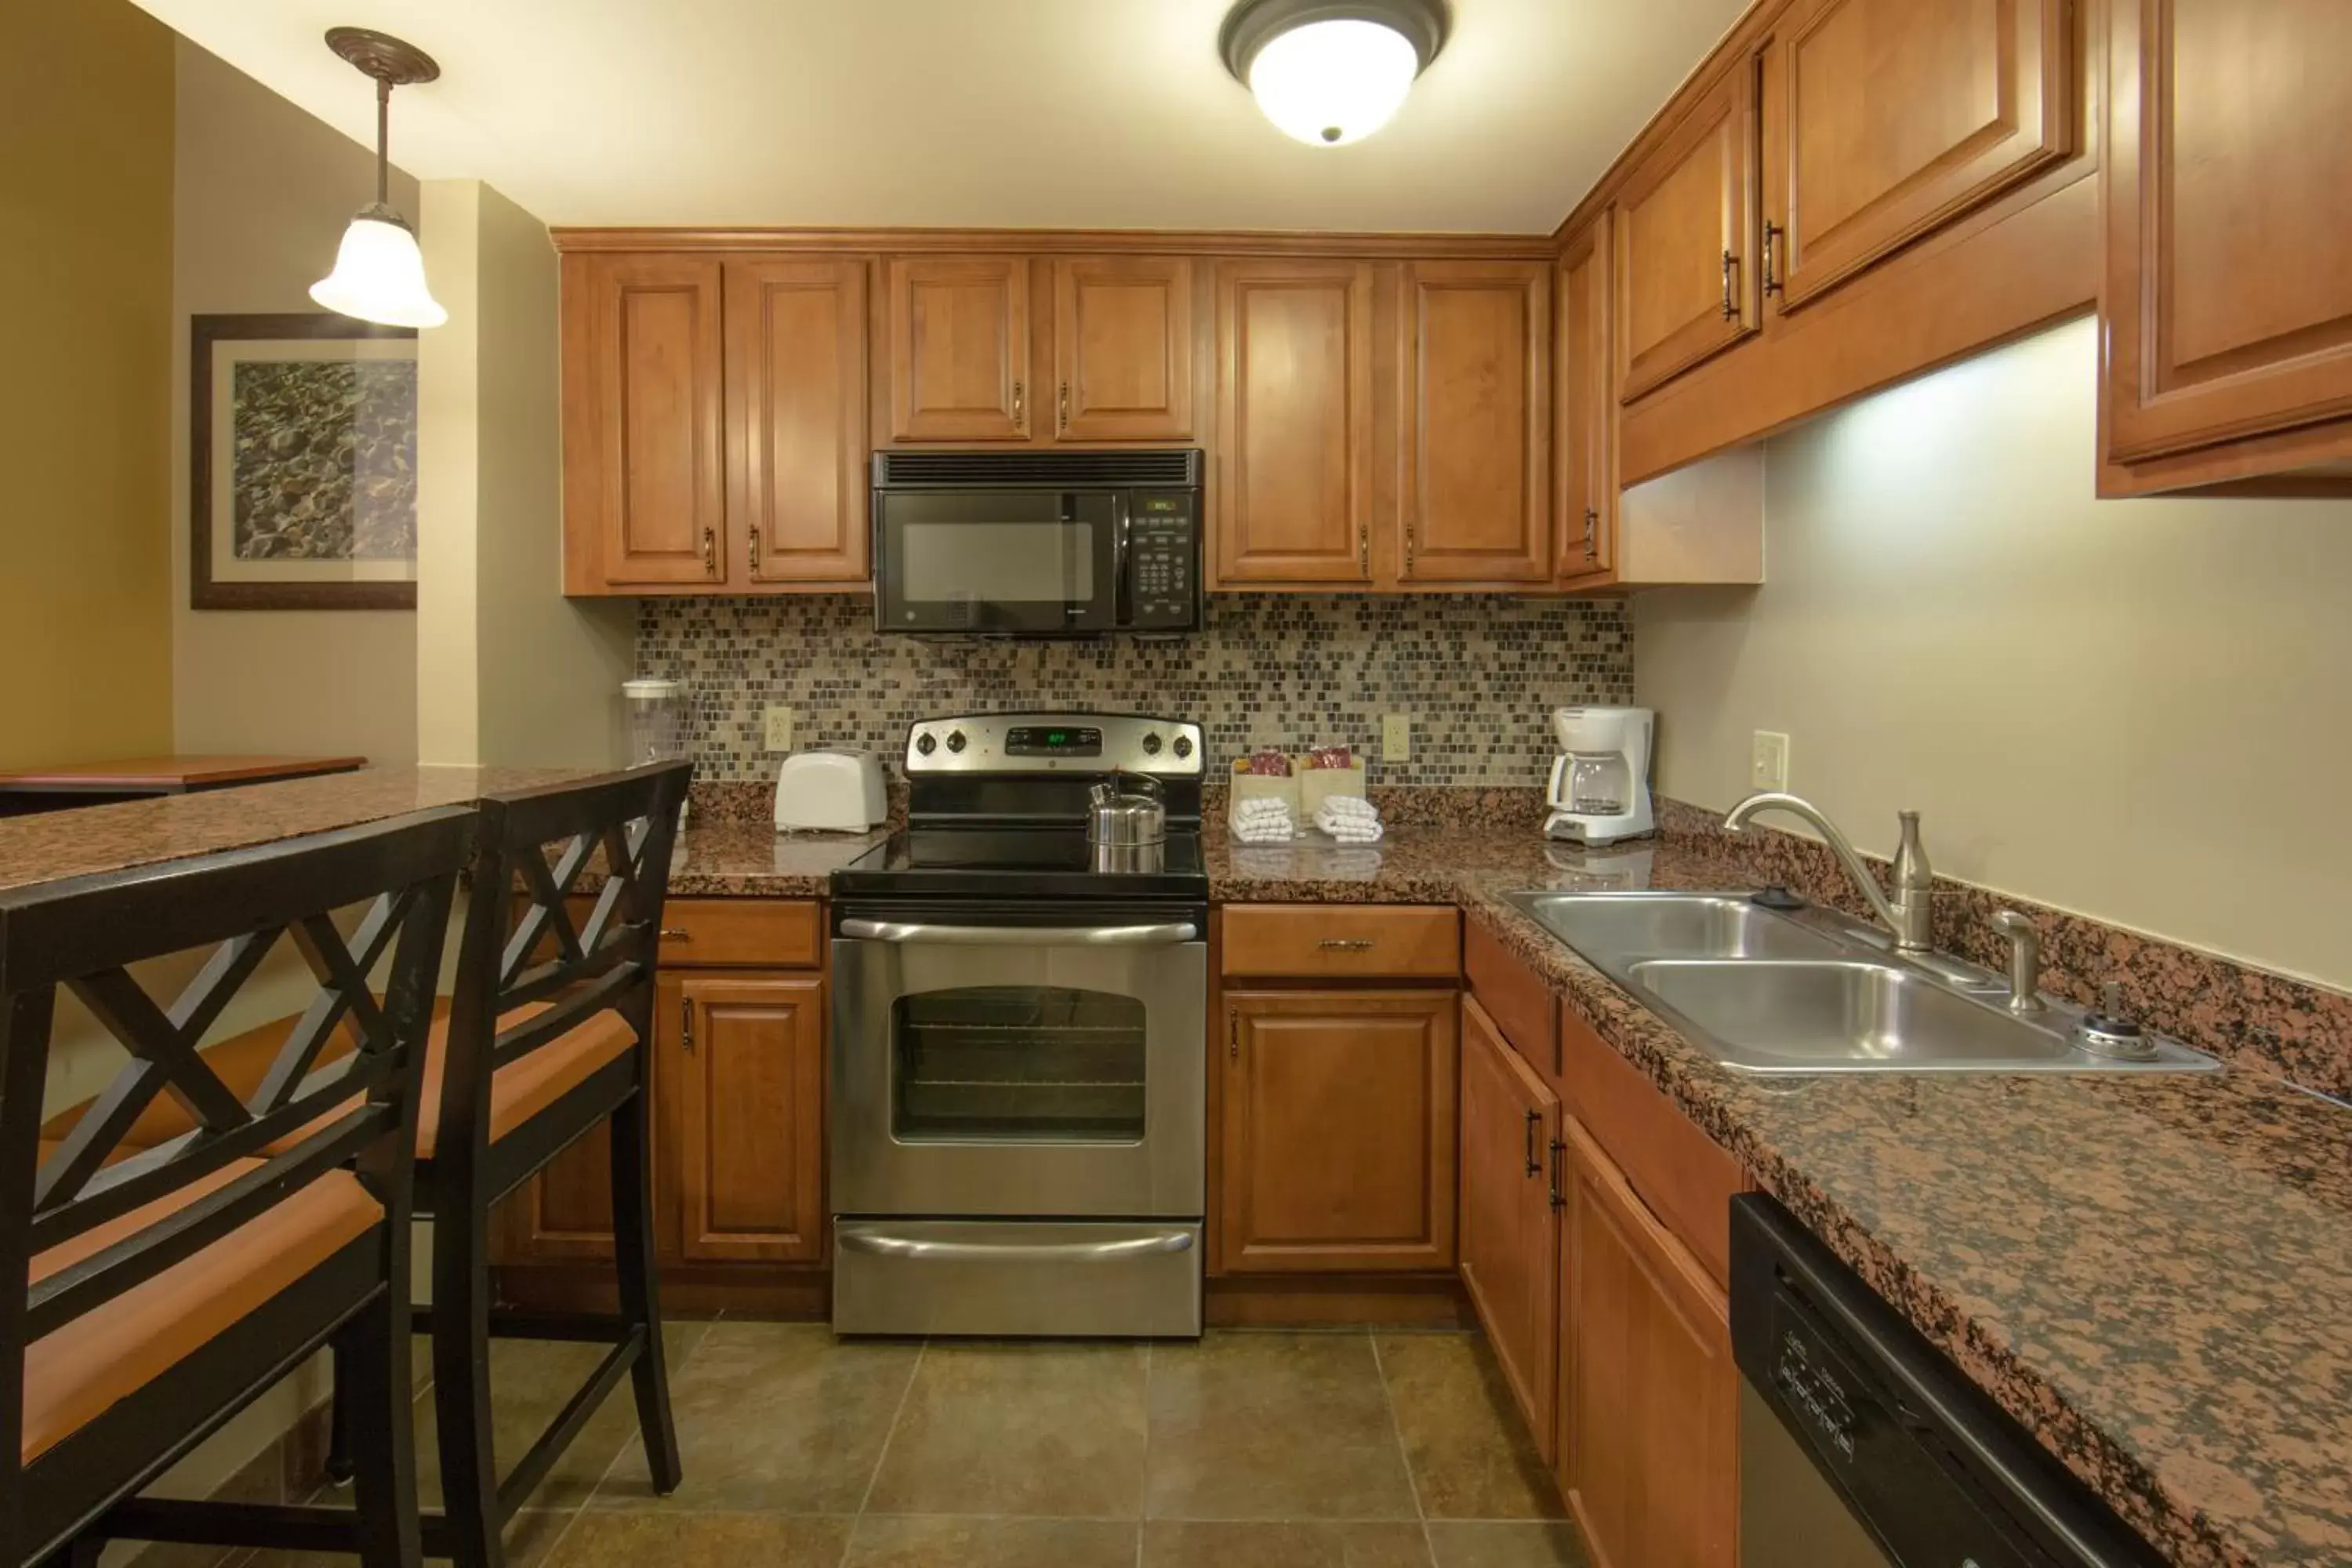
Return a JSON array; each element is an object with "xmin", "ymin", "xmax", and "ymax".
[
  {"xmin": 946, "ymin": 730, "xmax": 967, "ymax": 754},
  {"xmin": 1172, "ymin": 735, "xmax": 1194, "ymax": 760},
  {"xmin": 914, "ymin": 731, "xmax": 937, "ymax": 757},
  {"xmin": 1142, "ymin": 732, "xmax": 1163, "ymax": 757}
]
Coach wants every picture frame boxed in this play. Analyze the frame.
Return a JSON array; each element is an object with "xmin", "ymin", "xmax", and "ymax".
[{"xmin": 190, "ymin": 311, "xmax": 419, "ymax": 610}]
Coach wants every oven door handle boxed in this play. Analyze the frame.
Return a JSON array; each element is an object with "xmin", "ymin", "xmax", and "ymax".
[
  {"xmin": 839, "ymin": 918, "xmax": 1199, "ymax": 946},
  {"xmin": 838, "ymin": 1229, "xmax": 1196, "ymax": 1264}
]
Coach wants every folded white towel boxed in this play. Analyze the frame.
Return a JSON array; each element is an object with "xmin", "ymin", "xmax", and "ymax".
[
  {"xmin": 1232, "ymin": 797, "xmax": 1298, "ymax": 844},
  {"xmin": 1314, "ymin": 795, "xmax": 1384, "ymax": 843}
]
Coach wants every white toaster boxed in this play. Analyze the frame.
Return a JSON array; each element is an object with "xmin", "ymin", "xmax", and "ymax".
[{"xmin": 773, "ymin": 748, "xmax": 888, "ymax": 833}]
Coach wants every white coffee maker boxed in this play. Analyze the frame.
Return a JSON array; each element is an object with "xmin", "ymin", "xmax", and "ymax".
[{"xmin": 1544, "ymin": 706, "xmax": 1656, "ymax": 844}]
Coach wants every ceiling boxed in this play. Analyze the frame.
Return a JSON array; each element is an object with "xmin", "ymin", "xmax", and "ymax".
[{"xmin": 132, "ymin": 0, "xmax": 1747, "ymax": 234}]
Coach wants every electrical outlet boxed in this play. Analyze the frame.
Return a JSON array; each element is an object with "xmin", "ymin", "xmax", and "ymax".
[
  {"xmin": 1381, "ymin": 713, "xmax": 1413, "ymax": 762},
  {"xmin": 1751, "ymin": 730, "xmax": 1790, "ymax": 791},
  {"xmin": 763, "ymin": 705, "xmax": 796, "ymax": 753}
]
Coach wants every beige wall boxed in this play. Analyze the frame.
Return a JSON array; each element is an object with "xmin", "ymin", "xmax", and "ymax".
[
  {"xmin": 0, "ymin": 0, "xmax": 176, "ymax": 770},
  {"xmin": 171, "ymin": 37, "xmax": 419, "ymax": 764},
  {"xmin": 1635, "ymin": 316, "xmax": 2352, "ymax": 990},
  {"xmin": 416, "ymin": 179, "xmax": 633, "ymax": 768}
]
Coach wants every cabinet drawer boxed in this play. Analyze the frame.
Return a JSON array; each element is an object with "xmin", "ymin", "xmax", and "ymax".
[
  {"xmin": 657, "ymin": 898, "xmax": 821, "ymax": 968},
  {"xmin": 1465, "ymin": 918, "xmax": 1559, "ymax": 1079},
  {"xmin": 1221, "ymin": 906, "xmax": 1461, "ymax": 980},
  {"xmin": 1557, "ymin": 1000, "xmax": 1746, "ymax": 1289}
]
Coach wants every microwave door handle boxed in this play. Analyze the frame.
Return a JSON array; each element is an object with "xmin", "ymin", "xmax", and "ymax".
[
  {"xmin": 840, "ymin": 919, "xmax": 1200, "ymax": 946},
  {"xmin": 1112, "ymin": 492, "xmax": 1133, "ymax": 627}
]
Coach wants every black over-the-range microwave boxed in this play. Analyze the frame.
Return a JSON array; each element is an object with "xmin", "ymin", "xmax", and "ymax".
[{"xmin": 870, "ymin": 449, "xmax": 1203, "ymax": 637}]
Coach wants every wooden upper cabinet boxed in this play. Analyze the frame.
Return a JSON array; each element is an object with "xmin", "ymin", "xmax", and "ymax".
[
  {"xmin": 1617, "ymin": 63, "xmax": 1761, "ymax": 402},
  {"xmin": 1053, "ymin": 257, "xmax": 1196, "ymax": 441},
  {"xmin": 1555, "ymin": 214, "xmax": 1616, "ymax": 586},
  {"xmin": 1458, "ymin": 997, "xmax": 1562, "ymax": 1465},
  {"xmin": 1763, "ymin": 0, "xmax": 2071, "ymax": 314},
  {"xmin": 725, "ymin": 259, "xmax": 870, "ymax": 585},
  {"xmin": 562, "ymin": 253, "xmax": 726, "ymax": 590},
  {"xmin": 1218, "ymin": 989, "xmax": 1457, "ymax": 1273},
  {"xmin": 673, "ymin": 975, "xmax": 827, "ymax": 1264},
  {"xmin": 1399, "ymin": 261, "xmax": 1552, "ymax": 585},
  {"xmin": 1559, "ymin": 1118, "xmax": 1737, "ymax": 1568},
  {"xmin": 1214, "ymin": 261, "xmax": 1377, "ymax": 586},
  {"xmin": 887, "ymin": 256, "xmax": 1032, "ymax": 441},
  {"xmin": 2103, "ymin": 0, "xmax": 2352, "ymax": 471}
]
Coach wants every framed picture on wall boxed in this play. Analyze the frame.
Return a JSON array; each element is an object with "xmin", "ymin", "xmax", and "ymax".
[{"xmin": 190, "ymin": 312, "xmax": 419, "ymax": 610}]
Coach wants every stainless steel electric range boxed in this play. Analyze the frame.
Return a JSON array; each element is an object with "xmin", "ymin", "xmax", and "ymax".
[{"xmin": 828, "ymin": 712, "xmax": 1207, "ymax": 1338}]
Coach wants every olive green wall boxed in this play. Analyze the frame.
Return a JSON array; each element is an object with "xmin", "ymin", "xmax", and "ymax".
[{"xmin": 0, "ymin": 0, "xmax": 176, "ymax": 768}]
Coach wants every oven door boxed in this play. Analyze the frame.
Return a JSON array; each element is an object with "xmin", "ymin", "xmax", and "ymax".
[
  {"xmin": 874, "ymin": 489, "xmax": 1119, "ymax": 634},
  {"xmin": 830, "ymin": 906, "xmax": 1207, "ymax": 1218}
]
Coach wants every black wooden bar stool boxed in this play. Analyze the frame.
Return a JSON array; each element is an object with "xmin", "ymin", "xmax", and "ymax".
[
  {"xmin": 420, "ymin": 761, "xmax": 691, "ymax": 1568},
  {"xmin": 0, "ymin": 807, "xmax": 474, "ymax": 1568}
]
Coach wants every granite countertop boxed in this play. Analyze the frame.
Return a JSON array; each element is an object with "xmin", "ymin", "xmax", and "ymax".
[
  {"xmin": 0, "ymin": 764, "xmax": 603, "ymax": 896},
  {"xmin": 670, "ymin": 818, "xmax": 888, "ymax": 896}
]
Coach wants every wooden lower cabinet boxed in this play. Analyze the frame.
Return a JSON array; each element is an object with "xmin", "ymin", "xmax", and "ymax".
[
  {"xmin": 673, "ymin": 973, "xmax": 826, "ymax": 1264},
  {"xmin": 1457, "ymin": 996, "xmax": 1562, "ymax": 1464},
  {"xmin": 495, "ymin": 905, "xmax": 829, "ymax": 1281},
  {"xmin": 1218, "ymin": 989, "xmax": 1457, "ymax": 1273},
  {"xmin": 1558, "ymin": 1117, "xmax": 1737, "ymax": 1568}
]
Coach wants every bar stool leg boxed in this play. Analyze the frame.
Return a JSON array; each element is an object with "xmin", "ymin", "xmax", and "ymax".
[
  {"xmin": 432, "ymin": 1163, "xmax": 506, "ymax": 1568},
  {"xmin": 610, "ymin": 1058, "xmax": 681, "ymax": 1493},
  {"xmin": 344, "ymin": 1289, "xmax": 423, "ymax": 1568}
]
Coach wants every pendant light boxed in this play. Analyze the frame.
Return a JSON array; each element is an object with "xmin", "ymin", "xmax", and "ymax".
[
  {"xmin": 1219, "ymin": 0, "xmax": 1448, "ymax": 147},
  {"xmin": 310, "ymin": 27, "xmax": 446, "ymax": 329}
]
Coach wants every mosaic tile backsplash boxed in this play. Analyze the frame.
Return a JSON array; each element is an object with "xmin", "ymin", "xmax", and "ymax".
[{"xmin": 637, "ymin": 594, "xmax": 1633, "ymax": 786}]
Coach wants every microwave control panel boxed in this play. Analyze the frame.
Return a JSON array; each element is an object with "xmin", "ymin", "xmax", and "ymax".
[{"xmin": 1126, "ymin": 493, "xmax": 1199, "ymax": 630}]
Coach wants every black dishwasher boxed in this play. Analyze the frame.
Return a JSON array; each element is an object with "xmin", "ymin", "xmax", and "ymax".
[{"xmin": 1731, "ymin": 1195, "xmax": 2161, "ymax": 1568}]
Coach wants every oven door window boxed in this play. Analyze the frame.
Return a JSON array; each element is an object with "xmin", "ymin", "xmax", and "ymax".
[
  {"xmin": 877, "ymin": 491, "xmax": 1116, "ymax": 633},
  {"xmin": 892, "ymin": 985, "xmax": 1145, "ymax": 1143}
]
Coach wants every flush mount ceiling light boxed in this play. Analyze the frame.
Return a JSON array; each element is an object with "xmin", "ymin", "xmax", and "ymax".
[
  {"xmin": 1219, "ymin": 0, "xmax": 1449, "ymax": 147},
  {"xmin": 310, "ymin": 26, "xmax": 446, "ymax": 328}
]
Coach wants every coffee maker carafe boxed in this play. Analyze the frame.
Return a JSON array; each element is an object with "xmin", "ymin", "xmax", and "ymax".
[{"xmin": 1544, "ymin": 706, "xmax": 1656, "ymax": 844}]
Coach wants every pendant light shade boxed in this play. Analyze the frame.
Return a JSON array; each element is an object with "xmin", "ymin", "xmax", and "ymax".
[
  {"xmin": 312, "ymin": 204, "xmax": 446, "ymax": 328},
  {"xmin": 310, "ymin": 27, "xmax": 445, "ymax": 328},
  {"xmin": 1221, "ymin": 0, "xmax": 1447, "ymax": 147}
]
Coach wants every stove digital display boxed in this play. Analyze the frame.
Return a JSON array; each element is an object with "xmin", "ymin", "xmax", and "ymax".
[{"xmin": 1004, "ymin": 725, "xmax": 1103, "ymax": 757}]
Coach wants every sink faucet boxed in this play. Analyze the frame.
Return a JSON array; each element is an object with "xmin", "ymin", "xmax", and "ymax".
[{"xmin": 1722, "ymin": 792, "xmax": 1935, "ymax": 952}]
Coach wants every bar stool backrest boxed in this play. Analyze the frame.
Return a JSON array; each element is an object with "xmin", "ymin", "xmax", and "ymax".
[
  {"xmin": 435, "ymin": 762, "xmax": 693, "ymax": 1163},
  {"xmin": 0, "ymin": 806, "xmax": 474, "ymax": 1489}
]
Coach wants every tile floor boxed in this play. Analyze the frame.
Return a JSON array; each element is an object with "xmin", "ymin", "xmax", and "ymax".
[{"xmin": 263, "ymin": 1322, "xmax": 1588, "ymax": 1568}]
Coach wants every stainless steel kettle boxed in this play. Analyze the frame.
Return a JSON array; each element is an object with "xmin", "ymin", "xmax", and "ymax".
[{"xmin": 1087, "ymin": 771, "xmax": 1167, "ymax": 846}]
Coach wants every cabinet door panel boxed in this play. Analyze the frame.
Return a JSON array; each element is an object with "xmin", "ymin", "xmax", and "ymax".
[
  {"xmin": 1769, "ymin": 0, "xmax": 2071, "ymax": 312},
  {"xmin": 1555, "ymin": 215, "xmax": 1617, "ymax": 585},
  {"xmin": 1214, "ymin": 262, "xmax": 1377, "ymax": 586},
  {"xmin": 1457, "ymin": 996, "xmax": 1561, "ymax": 1463},
  {"xmin": 1219, "ymin": 989, "xmax": 1456, "ymax": 1272},
  {"xmin": 887, "ymin": 256, "xmax": 1031, "ymax": 441},
  {"xmin": 1618, "ymin": 66, "xmax": 1761, "ymax": 401},
  {"xmin": 1401, "ymin": 262, "xmax": 1552, "ymax": 584},
  {"xmin": 1054, "ymin": 257, "xmax": 1196, "ymax": 440},
  {"xmin": 675, "ymin": 975, "xmax": 827, "ymax": 1264},
  {"xmin": 563, "ymin": 254, "xmax": 726, "ymax": 588},
  {"xmin": 728, "ymin": 258, "xmax": 870, "ymax": 584},
  {"xmin": 1561, "ymin": 1120, "xmax": 1737, "ymax": 1568},
  {"xmin": 2105, "ymin": 0, "xmax": 2352, "ymax": 461}
]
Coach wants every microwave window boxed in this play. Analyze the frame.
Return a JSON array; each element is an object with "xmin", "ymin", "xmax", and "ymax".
[{"xmin": 902, "ymin": 522, "xmax": 1094, "ymax": 604}]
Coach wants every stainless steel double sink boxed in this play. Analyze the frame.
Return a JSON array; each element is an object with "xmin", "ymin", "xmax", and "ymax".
[{"xmin": 1506, "ymin": 891, "xmax": 2220, "ymax": 1077}]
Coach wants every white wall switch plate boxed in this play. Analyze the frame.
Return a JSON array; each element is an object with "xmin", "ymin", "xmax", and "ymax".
[
  {"xmin": 1751, "ymin": 730, "xmax": 1790, "ymax": 791},
  {"xmin": 1381, "ymin": 713, "xmax": 1413, "ymax": 762},
  {"xmin": 763, "ymin": 705, "xmax": 796, "ymax": 753}
]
